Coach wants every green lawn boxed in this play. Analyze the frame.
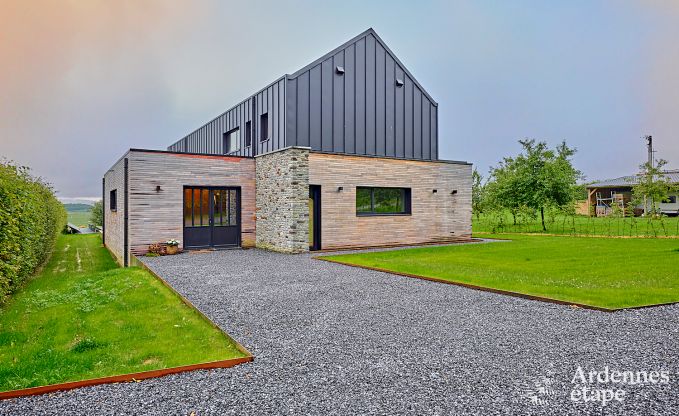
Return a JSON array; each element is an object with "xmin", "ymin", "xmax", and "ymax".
[
  {"xmin": 0, "ymin": 234, "xmax": 247, "ymax": 392},
  {"xmin": 473, "ymin": 212, "xmax": 679, "ymax": 237},
  {"xmin": 66, "ymin": 211, "xmax": 91, "ymax": 227},
  {"xmin": 325, "ymin": 235, "xmax": 679, "ymax": 309}
]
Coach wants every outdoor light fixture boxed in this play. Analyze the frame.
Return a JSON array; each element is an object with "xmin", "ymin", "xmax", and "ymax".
[
  {"xmin": 335, "ymin": 66, "xmax": 345, "ymax": 74},
  {"xmin": 451, "ymin": 190, "xmax": 458, "ymax": 195},
  {"xmin": 395, "ymin": 78, "xmax": 404, "ymax": 87},
  {"xmin": 156, "ymin": 185, "xmax": 162, "ymax": 192},
  {"xmin": 432, "ymin": 189, "xmax": 437, "ymax": 193},
  {"xmin": 337, "ymin": 186, "xmax": 344, "ymax": 192}
]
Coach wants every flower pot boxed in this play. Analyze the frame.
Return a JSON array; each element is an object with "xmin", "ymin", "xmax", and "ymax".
[{"xmin": 166, "ymin": 245, "xmax": 179, "ymax": 255}]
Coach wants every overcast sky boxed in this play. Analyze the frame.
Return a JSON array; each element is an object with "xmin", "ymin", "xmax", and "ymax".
[{"xmin": 1, "ymin": 0, "xmax": 678, "ymax": 199}]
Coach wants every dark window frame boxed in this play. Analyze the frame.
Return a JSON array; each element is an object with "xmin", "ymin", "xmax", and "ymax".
[
  {"xmin": 260, "ymin": 113, "xmax": 269, "ymax": 142},
  {"xmin": 109, "ymin": 189, "xmax": 117, "ymax": 211},
  {"xmin": 245, "ymin": 120, "xmax": 252, "ymax": 147},
  {"xmin": 663, "ymin": 195, "xmax": 677, "ymax": 204},
  {"xmin": 356, "ymin": 186, "xmax": 411, "ymax": 216},
  {"xmin": 223, "ymin": 127, "xmax": 240, "ymax": 154}
]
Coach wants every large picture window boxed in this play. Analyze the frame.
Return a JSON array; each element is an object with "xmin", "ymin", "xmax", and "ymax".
[
  {"xmin": 356, "ymin": 187, "xmax": 411, "ymax": 216},
  {"xmin": 223, "ymin": 128, "xmax": 240, "ymax": 154}
]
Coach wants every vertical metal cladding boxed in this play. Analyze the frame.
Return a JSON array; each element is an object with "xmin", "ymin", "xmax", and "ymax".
[
  {"xmin": 167, "ymin": 29, "xmax": 438, "ymax": 161},
  {"xmin": 166, "ymin": 77, "xmax": 287, "ymax": 156},
  {"xmin": 285, "ymin": 30, "xmax": 438, "ymax": 161}
]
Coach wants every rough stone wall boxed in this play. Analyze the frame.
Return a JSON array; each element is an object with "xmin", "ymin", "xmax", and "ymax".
[
  {"xmin": 103, "ymin": 154, "xmax": 127, "ymax": 265},
  {"xmin": 309, "ymin": 153, "xmax": 472, "ymax": 249},
  {"xmin": 255, "ymin": 147, "xmax": 310, "ymax": 253}
]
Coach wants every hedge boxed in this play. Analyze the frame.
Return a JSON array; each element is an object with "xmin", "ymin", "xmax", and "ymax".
[{"xmin": 0, "ymin": 161, "xmax": 66, "ymax": 302}]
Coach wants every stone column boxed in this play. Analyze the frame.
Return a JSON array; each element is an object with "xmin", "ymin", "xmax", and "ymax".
[{"xmin": 255, "ymin": 147, "xmax": 310, "ymax": 253}]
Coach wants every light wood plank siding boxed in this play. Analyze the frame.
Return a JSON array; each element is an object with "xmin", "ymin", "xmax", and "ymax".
[
  {"xmin": 308, "ymin": 153, "xmax": 472, "ymax": 249},
  {"xmin": 103, "ymin": 154, "xmax": 128, "ymax": 265},
  {"xmin": 105, "ymin": 150, "xmax": 256, "ymax": 262},
  {"xmin": 127, "ymin": 151, "xmax": 256, "ymax": 255}
]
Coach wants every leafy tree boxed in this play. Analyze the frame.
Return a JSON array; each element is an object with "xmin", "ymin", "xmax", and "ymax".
[
  {"xmin": 90, "ymin": 200, "xmax": 103, "ymax": 226},
  {"xmin": 485, "ymin": 139, "xmax": 581, "ymax": 231},
  {"xmin": 633, "ymin": 159, "xmax": 678, "ymax": 216},
  {"xmin": 471, "ymin": 169, "xmax": 486, "ymax": 220}
]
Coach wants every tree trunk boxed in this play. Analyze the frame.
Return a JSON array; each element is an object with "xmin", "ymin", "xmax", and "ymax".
[
  {"xmin": 541, "ymin": 207, "xmax": 546, "ymax": 231},
  {"xmin": 512, "ymin": 212, "xmax": 517, "ymax": 225}
]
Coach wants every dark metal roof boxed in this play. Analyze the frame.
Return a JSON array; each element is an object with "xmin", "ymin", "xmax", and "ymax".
[{"xmin": 588, "ymin": 170, "xmax": 679, "ymax": 188}]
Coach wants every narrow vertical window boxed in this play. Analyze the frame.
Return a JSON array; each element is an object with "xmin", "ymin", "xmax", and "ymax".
[
  {"xmin": 109, "ymin": 189, "xmax": 117, "ymax": 211},
  {"xmin": 245, "ymin": 121, "xmax": 252, "ymax": 147},
  {"xmin": 260, "ymin": 113, "xmax": 269, "ymax": 141},
  {"xmin": 223, "ymin": 128, "xmax": 240, "ymax": 154}
]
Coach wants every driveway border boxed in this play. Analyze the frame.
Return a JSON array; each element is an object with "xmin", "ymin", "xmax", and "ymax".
[{"xmin": 315, "ymin": 256, "xmax": 679, "ymax": 312}]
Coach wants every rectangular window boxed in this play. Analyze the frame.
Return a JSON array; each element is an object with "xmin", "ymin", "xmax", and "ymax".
[
  {"xmin": 260, "ymin": 113, "xmax": 268, "ymax": 141},
  {"xmin": 109, "ymin": 189, "xmax": 117, "ymax": 211},
  {"xmin": 245, "ymin": 121, "xmax": 252, "ymax": 147},
  {"xmin": 663, "ymin": 195, "xmax": 677, "ymax": 204},
  {"xmin": 356, "ymin": 187, "xmax": 411, "ymax": 215},
  {"xmin": 223, "ymin": 128, "xmax": 240, "ymax": 154}
]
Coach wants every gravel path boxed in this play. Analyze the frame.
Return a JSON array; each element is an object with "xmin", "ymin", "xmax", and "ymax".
[{"xmin": 2, "ymin": 248, "xmax": 678, "ymax": 415}]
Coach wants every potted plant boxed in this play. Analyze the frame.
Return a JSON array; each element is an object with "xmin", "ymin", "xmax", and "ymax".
[{"xmin": 165, "ymin": 239, "xmax": 181, "ymax": 255}]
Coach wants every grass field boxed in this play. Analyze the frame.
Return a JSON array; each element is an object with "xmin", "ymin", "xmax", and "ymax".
[
  {"xmin": 473, "ymin": 212, "xmax": 679, "ymax": 237},
  {"xmin": 325, "ymin": 235, "xmax": 679, "ymax": 309},
  {"xmin": 0, "ymin": 234, "xmax": 247, "ymax": 392},
  {"xmin": 66, "ymin": 211, "xmax": 91, "ymax": 227}
]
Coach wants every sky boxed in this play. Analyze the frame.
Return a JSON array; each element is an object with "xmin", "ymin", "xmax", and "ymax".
[{"xmin": 1, "ymin": 0, "xmax": 678, "ymax": 199}]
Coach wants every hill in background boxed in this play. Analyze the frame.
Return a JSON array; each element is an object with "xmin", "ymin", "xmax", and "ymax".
[{"xmin": 64, "ymin": 203, "xmax": 93, "ymax": 212}]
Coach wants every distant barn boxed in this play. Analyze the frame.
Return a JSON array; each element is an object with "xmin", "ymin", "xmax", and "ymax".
[{"xmin": 586, "ymin": 170, "xmax": 679, "ymax": 216}]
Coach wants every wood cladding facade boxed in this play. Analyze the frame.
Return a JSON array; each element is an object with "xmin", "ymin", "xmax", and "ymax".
[
  {"xmin": 308, "ymin": 153, "xmax": 472, "ymax": 250},
  {"xmin": 104, "ymin": 150, "xmax": 255, "ymax": 262}
]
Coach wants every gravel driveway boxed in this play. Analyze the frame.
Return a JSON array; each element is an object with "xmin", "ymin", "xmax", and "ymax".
[{"xmin": 2, "ymin": 248, "xmax": 678, "ymax": 415}]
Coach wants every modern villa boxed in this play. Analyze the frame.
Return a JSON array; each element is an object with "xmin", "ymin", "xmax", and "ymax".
[{"xmin": 103, "ymin": 29, "xmax": 472, "ymax": 266}]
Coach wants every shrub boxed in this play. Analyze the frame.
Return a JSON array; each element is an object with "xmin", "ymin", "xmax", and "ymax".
[
  {"xmin": 0, "ymin": 161, "xmax": 66, "ymax": 302},
  {"xmin": 90, "ymin": 200, "xmax": 103, "ymax": 227}
]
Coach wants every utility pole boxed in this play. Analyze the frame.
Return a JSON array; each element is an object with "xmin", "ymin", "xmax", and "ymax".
[{"xmin": 643, "ymin": 135, "xmax": 654, "ymax": 215}]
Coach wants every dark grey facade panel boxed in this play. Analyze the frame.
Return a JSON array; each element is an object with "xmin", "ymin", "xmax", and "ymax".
[
  {"xmin": 284, "ymin": 31, "xmax": 438, "ymax": 161},
  {"xmin": 321, "ymin": 58, "xmax": 333, "ymax": 152},
  {"xmin": 332, "ymin": 50, "xmax": 344, "ymax": 153},
  {"xmin": 355, "ymin": 37, "xmax": 366, "ymax": 155},
  {"xmin": 375, "ymin": 42, "xmax": 386, "ymax": 156},
  {"xmin": 413, "ymin": 88, "xmax": 422, "ymax": 159},
  {"xmin": 422, "ymin": 99, "xmax": 430, "ymax": 160},
  {"xmin": 167, "ymin": 29, "xmax": 439, "ymax": 161},
  {"xmin": 309, "ymin": 65, "xmax": 322, "ymax": 151},
  {"xmin": 168, "ymin": 77, "xmax": 285, "ymax": 157},
  {"xmin": 344, "ymin": 43, "xmax": 355, "ymax": 154}
]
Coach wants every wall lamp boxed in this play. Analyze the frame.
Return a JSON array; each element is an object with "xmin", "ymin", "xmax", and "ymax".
[
  {"xmin": 432, "ymin": 189, "xmax": 437, "ymax": 193},
  {"xmin": 337, "ymin": 186, "xmax": 344, "ymax": 192},
  {"xmin": 335, "ymin": 66, "xmax": 345, "ymax": 75},
  {"xmin": 155, "ymin": 185, "xmax": 162, "ymax": 192},
  {"xmin": 395, "ymin": 78, "xmax": 404, "ymax": 87},
  {"xmin": 451, "ymin": 190, "xmax": 458, "ymax": 195}
]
